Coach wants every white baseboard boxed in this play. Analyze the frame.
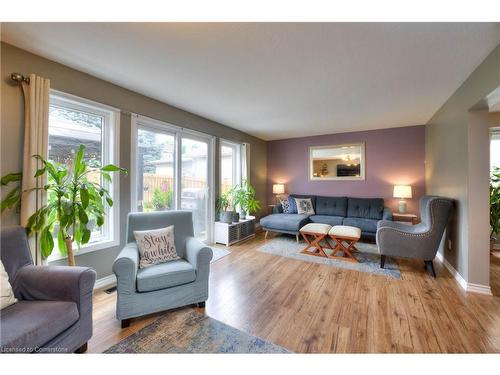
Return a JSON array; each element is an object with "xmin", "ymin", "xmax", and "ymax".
[
  {"xmin": 494, "ymin": 243, "xmax": 500, "ymax": 250},
  {"xmin": 435, "ymin": 252, "xmax": 492, "ymax": 295},
  {"xmin": 94, "ymin": 274, "xmax": 116, "ymax": 290}
]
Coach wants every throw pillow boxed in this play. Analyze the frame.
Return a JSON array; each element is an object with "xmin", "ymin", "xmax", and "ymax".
[
  {"xmin": 295, "ymin": 198, "xmax": 315, "ymax": 215},
  {"xmin": 1, "ymin": 260, "xmax": 17, "ymax": 310},
  {"xmin": 279, "ymin": 198, "xmax": 291, "ymax": 214},
  {"xmin": 287, "ymin": 196, "xmax": 298, "ymax": 214},
  {"xmin": 134, "ymin": 225, "xmax": 180, "ymax": 269}
]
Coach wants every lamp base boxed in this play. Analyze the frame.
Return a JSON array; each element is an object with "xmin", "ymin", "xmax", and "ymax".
[{"xmin": 398, "ymin": 200, "xmax": 407, "ymax": 214}]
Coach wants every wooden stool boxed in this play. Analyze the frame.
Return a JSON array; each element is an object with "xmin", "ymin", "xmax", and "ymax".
[
  {"xmin": 299, "ymin": 223, "xmax": 332, "ymax": 258},
  {"xmin": 328, "ymin": 225, "xmax": 362, "ymax": 263}
]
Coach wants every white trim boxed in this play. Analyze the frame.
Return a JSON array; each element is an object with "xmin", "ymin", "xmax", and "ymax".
[
  {"xmin": 94, "ymin": 274, "xmax": 117, "ymax": 290},
  {"xmin": 493, "ymin": 243, "xmax": 500, "ymax": 250},
  {"xmin": 435, "ymin": 252, "xmax": 492, "ymax": 295},
  {"xmin": 309, "ymin": 142, "xmax": 366, "ymax": 181}
]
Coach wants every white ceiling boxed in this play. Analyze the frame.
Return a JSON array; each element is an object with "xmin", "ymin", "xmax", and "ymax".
[{"xmin": 2, "ymin": 23, "xmax": 499, "ymax": 140}]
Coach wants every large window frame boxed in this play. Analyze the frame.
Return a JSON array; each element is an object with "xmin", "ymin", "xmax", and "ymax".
[
  {"xmin": 219, "ymin": 139, "xmax": 242, "ymax": 194},
  {"xmin": 48, "ymin": 90, "xmax": 121, "ymax": 261},
  {"xmin": 130, "ymin": 114, "xmax": 215, "ymax": 243}
]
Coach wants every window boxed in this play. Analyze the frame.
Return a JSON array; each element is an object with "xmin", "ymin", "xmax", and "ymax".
[
  {"xmin": 491, "ymin": 131, "xmax": 500, "ymax": 169},
  {"xmin": 47, "ymin": 91, "xmax": 120, "ymax": 260},
  {"xmin": 131, "ymin": 115, "xmax": 215, "ymax": 242},
  {"xmin": 220, "ymin": 140, "xmax": 242, "ymax": 194}
]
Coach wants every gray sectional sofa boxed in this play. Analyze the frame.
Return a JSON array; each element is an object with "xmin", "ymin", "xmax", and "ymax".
[{"xmin": 260, "ymin": 195, "xmax": 392, "ymax": 240}]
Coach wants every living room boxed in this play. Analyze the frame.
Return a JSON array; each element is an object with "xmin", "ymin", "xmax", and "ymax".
[{"xmin": 1, "ymin": 1, "xmax": 500, "ymax": 372}]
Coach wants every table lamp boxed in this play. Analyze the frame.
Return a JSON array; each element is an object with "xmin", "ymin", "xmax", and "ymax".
[
  {"xmin": 272, "ymin": 183, "xmax": 285, "ymax": 202},
  {"xmin": 393, "ymin": 185, "xmax": 412, "ymax": 214}
]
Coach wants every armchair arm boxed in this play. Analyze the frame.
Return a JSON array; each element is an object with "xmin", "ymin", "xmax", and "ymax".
[
  {"xmin": 185, "ymin": 237, "xmax": 213, "ymax": 280},
  {"xmin": 14, "ymin": 265, "xmax": 96, "ymax": 312},
  {"xmin": 113, "ymin": 242, "xmax": 139, "ymax": 294},
  {"xmin": 382, "ymin": 207, "xmax": 393, "ymax": 221}
]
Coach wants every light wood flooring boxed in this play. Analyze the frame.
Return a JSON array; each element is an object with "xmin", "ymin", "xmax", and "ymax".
[{"xmin": 89, "ymin": 232, "xmax": 500, "ymax": 353}]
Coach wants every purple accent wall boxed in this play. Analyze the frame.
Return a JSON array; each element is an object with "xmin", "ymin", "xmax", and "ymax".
[{"xmin": 267, "ymin": 125, "xmax": 426, "ymax": 214}]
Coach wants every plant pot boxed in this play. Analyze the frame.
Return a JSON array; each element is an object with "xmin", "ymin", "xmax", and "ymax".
[
  {"xmin": 220, "ymin": 211, "xmax": 233, "ymax": 224},
  {"xmin": 239, "ymin": 210, "xmax": 247, "ymax": 220},
  {"xmin": 232, "ymin": 212, "xmax": 240, "ymax": 223}
]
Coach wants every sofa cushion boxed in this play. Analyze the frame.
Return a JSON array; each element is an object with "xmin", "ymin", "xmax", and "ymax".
[
  {"xmin": 0, "ymin": 300, "xmax": 79, "ymax": 350},
  {"xmin": 315, "ymin": 196, "xmax": 347, "ymax": 216},
  {"xmin": 288, "ymin": 195, "xmax": 317, "ymax": 214},
  {"xmin": 347, "ymin": 198, "xmax": 385, "ymax": 220},
  {"xmin": 309, "ymin": 215, "xmax": 345, "ymax": 226},
  {"xmin": 342, "ymin": 217, "xmax": 379, "ymax": 233},
  {"xmin": 136, "ymin": 259, "xmax": 196, "ymax": 292},
  {"xmin": 260, "ymin": 213, "xmax": 311, "ymax": 232}
]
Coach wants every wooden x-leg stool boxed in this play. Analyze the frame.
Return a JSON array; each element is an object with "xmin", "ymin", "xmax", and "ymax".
[
  {"xmin": 327, "ymin": 225, "xmax": 362, "ymax": 263},
  {"xmin": 299, "ymin": 223, "xmax": 332, "ymax": 258}
]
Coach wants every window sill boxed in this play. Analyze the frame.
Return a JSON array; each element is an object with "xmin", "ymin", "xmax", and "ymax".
[{"xmin": 47, "ymin": 238, "xmax": 120, "ymax": 263}]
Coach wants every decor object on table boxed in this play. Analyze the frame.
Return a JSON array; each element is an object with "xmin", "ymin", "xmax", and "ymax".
[
  {"xmin": 490, "ymin": 166, "xmax": 500, "ymax": 247},
  {"xmin": 104, "ymin": 309, "xmax": 290, "ymax": 353},
  {"xmin": 134, "ymin": 226, "xmax": 180, "ymax": 268},
  {"xmin": 0, "ymin": 226, "xmax": 96, "ymax": 353},
  {"xmin": 1, "ymin": 144, "xmax": 127, "ymax": 266},
  {"xmin": 216, "ymin": 191, "xmax": 233, "ymax": 223},
  {"xmin": 393, "ymin": 185, "xmax": 412, "ymax": 214},
  {"xmin": 299, "ymin": 223, "xmax": 332, "ymax": 258},
  {"xmin": 230, "ymin": 180, "xmax": 261, "ymax": 220},
  {"xmin": 258, "ymin": 236, "xmax": 401, "ymax": 279},
  {"xmin": 214, "ymin": 216, "xmax": 256, "ymax": 246},
  {"xmin": 328, "ymin": 225, "xmax": 362, "ymax": 263},
  {"xmin": 377, "ymin": 195, "xmax": 453, "ymax": 277},
  {"xmin": 392, "ymin": 212, "xmax": 418, "ymax": 225},
  {"xmin": 309, "ymin": 143, "xmax": 365, "ymax": 180},
  {"xmin": 113, "ymin": 210, "xmax": 213, "ymax": 328},
  {"xmin": 0, "ymin": 260, "xmax": 17, "ymax": 310},
  {"xmin": 261, "ymin": 195, "xmax": 392, "ymax": 241},
  {"xmin": 272, "ymin": 183, "xmax": 286, "ymax": 204},
  {"xmin": 295, "ymin": 197, "xmax": 315, "ymax": 215}
]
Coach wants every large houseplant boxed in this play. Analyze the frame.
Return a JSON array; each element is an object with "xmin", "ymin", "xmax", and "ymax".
[
  {"xmin": 1, "ymin": 144, "xmax": 127, "ymax": 265},
  {"xmin": 216, "ymin": 191, "xmax": 234, "ymax": 223},
  {"xmin": 231, "ymin": 180, "xmax": 261, "ymax": 220},
  {"xmin": 490, "ymin": 166, "xmax": 500, "ymax": 247}
]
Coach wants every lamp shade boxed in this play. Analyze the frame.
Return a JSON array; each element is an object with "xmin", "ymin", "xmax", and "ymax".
[
  {"xmin": 272, "ymin": 183, "xmax": 285, "ymax": 195},
  {"xmin": 393, "ymin": 185, "xmax": 412, "ymax": 199}
]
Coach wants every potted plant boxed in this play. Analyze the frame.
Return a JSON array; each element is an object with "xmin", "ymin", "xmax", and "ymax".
[
  {"xmin": 231, "ymin": 180, "xmax": 261, "ymax": 220},
  {"xmin": 216, "ymin": 191, "xmax": 233, "ymax": 224},
  {"xmin": 1, "ymin": 144, "xmax": 127, "ymax": 266},
  {"xmin": 490, "ymin": 166, "xmax": 500, "ymax": 250}
]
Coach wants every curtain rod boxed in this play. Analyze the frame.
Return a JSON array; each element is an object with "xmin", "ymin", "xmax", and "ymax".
[{"xmin": 10, "ymin": 72, "xmax": 30, "ymax": 85}]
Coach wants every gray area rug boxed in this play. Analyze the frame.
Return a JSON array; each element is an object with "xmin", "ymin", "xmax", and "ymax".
[
  {"xmin": 104, "ymin": 309, "xmax": 290, "ymax": 353},
  {"xmin": 258, "ymin": 236, "xmax": 401, "ymax": 279},
  {"xmin": 210, "ymin": 247, "xmax": 230, "ymax": 263}
]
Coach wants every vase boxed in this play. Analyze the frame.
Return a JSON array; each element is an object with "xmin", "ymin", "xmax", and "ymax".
[
  {"xmin": 220, "ymin": 211, "xmax": 233, "ymax": 224},
  {"xmin": 232, "ymin": 212, "xmax": 240, "ymax": 223},
  {"xmin": 239, "ymin": 210, "xmax": 247, "ymax": 220}
]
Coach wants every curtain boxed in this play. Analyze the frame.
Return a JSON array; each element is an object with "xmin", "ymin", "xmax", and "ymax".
[
  {"xmin": 241, "ymin": 142, "xmax": 250, "ymax": 183},
  {"xmin": 20, "ymin": 74, "xmax": 50, "ymax": 265}
]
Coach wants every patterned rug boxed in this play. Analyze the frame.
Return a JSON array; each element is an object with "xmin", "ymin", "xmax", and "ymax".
[
  {"xmin": 104, "ymin": 309, "xmax": 290, "ymax": 353},
  {"xmin": 258, "ymin": 235, "xmax": 401, "ymax": 279}
]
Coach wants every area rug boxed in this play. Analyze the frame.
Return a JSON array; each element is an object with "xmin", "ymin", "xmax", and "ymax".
[
  {"xmin": 258, "ymin": 236, "xmax": 401, "ymax": 279},
  {"xmin": 104, "ymin": 309, "xmax": 290, "ymax": 353},
  {"xmin": 210, "ymin": 246, "xmax": 230, "ymax": 263}
]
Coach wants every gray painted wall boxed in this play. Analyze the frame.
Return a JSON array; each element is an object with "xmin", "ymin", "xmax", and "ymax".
[
  {"xmin": 0, "ymin": 42, "xmax": 267, "ymax": 279},
  {"xmin": 426, "ymin": 44, "xmax": 500, "ymax": 285}
]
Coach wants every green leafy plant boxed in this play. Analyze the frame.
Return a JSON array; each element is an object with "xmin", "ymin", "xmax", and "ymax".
[
  {"xmin": 151, "ymin": 188, "xmax": 173, "ymax": 210},
  {"xmin": 1, "ymin": 144, "xmax": 127, "ymax": 265},
  {"xmin": 216, "ymin": 191, "xmax": 231, "ymax": 213},
  {"xmin": 230, "ymin": 180, "xmax": 261, "ymax": 217},
  {"xmin": 491, "ymin": 166, "xmax": 500, "ymax": 239}
]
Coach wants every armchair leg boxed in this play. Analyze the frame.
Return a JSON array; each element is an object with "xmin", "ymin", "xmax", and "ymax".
[
  {"xmin": 296, "ymin": 234, "xmax": 299, "ymax": 243},
  {"xmin": 197, "ymin": 301, "xmax": 206, "ymax": 308},
  {"xmin": 424, "ymin": 260, "xmax": 436, "ymax": 278},
  {"xmin": 121, "ymin": 319, "xmax": 131, "ymax": 328},
  {"xmin": 75, "ymin": 342, "xmax": 88, "ymax": 353},
  {"xmin": 380, "ymin": 255, "xmax": 386, "ymax": 269}
]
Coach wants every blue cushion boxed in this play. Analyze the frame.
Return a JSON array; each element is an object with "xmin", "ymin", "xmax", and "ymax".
[
  {"xmin": 260, "ymin": 213, "xmax": 311, "ymax": 232},
  {"xmin": 136, "ymin": 259, "xmax": 196, "ymax": 292},
  {"xmin": 342, "ymin": 217, "xmax": 379, "ymax": 233},
  {"xmin": 315, "ymin": 196, "xmax": 347, "ymax": 216},
  {"xmin": 347, "ymin": 198, "xmax": 385, "ymax": 220},
  {"xmin": 309, "ymin": 215, "xmax": 344, "ymax": 226}
]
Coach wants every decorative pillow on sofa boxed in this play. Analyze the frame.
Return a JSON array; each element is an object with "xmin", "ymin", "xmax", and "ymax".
[
  {"xmin": 287, "ymin": 196, "xmax": 298, "ymax": 213},
  {"xmin": 295, "ymin": 198, "xmax": 315, "ymax": 215},
  {"xmin": 279, "ymin": 198, "xmax": 291, "ymax": 213},
  {"xmin": 134, "ymin": 226, "xmax": 180, "ymax": 269},
  {"xmin": 1, "ymin": 260, "xmax": 17, "ymax": 310}
]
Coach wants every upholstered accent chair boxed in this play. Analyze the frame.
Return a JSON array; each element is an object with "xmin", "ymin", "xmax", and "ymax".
[
  {"xmin": 113, "ymin": 211, "xmax": 213, "ymax": 328},
  {"xmin": 0, "ymin": 226, "xmax": 96, "ymax": 353},
  {"xmin": 376, "ymin": 196, "xmax": 453, "ymax": 277}
]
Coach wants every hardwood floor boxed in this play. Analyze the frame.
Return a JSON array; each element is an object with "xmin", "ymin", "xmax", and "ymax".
[{"xmin": 89, "ymin": 232, "xmax": 500, "ymax": 353}]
